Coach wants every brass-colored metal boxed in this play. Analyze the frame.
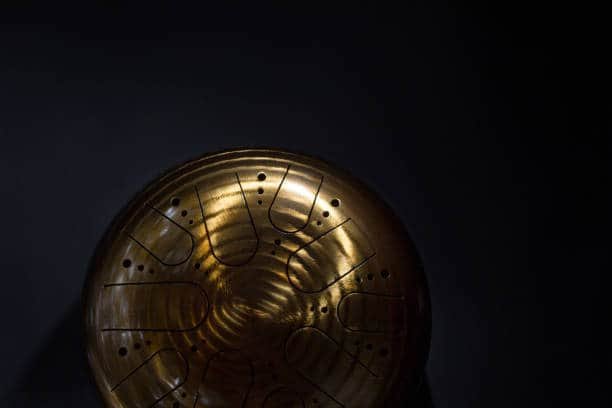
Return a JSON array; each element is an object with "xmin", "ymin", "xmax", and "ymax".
[{"xmin": 84, "ymin": 149, "xmax": 430, "ymax": 407}]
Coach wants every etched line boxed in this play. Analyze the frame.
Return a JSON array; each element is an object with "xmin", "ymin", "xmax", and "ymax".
[
  {"xmin": 283, "ymin": 218, "xmax": 351, "ymax": 293},
  {"xmin": 296, "ymin": 373, "xmax": 344, "ymax": 408},
  {"xmin": 290, "ymin": 218, "xmax": 351, "ymax": 253},
  {"xmin": 301, "ymin": 253, "xmax": 377, "ymax": 294},
  {"xmin": 285, "ymin": 218, "xmax": 378, "ymax": 293},
  {"xmin": 269, "ymin": 165, "xmax": 291, "ymax": 210},
  {"xmin": 235, "ymin": 172, "xmax": 261, "ymax": 254},
  {"xmin": 286, "ymin": 251, "xmax": 376, "ymax": 294}
]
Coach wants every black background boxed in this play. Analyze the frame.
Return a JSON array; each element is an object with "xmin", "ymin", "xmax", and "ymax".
[{"xmin": 0, "ymin": 2, "xmax": 607, "ymax": 407}]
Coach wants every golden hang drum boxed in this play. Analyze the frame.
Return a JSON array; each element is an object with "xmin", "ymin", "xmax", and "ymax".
[{"xmin": 83, "ymin": 149, "xmax": 431, "ymax": 407}]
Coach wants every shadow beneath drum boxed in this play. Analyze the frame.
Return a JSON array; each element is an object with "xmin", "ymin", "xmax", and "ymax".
[
  {"xmin": 2, "ymin": 301, "xmax": 102, "ymax": 407},
  {"xmin": 3, "ymin": 300, "xmax": 434, "ymax": 408}
]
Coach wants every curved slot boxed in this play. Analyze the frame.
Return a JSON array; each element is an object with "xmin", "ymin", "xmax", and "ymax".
[
  {"xmin": 337, "ymin": 292, "xmax": 405, "ymax": 333},
  {"xmin": 287, "ymin": 220, "xmax": 375, "ymax": 293},
  {"xmin": 269, "ymin": 166, "xmax": 323, "ymax": 233},
  {"xmin": 285, "ymin": 327, "xmax": 376, "ymax": 407},
  {"xmin": 111, "ymin": 349, "xmax": 188, "ymax": 407},
  {"xmin": 102, "ymin": 281, "xmax": 208, "ymax": 332},
  {"xmin": 196, "ymin": 174, "xmax": 259, "ymax": 266},
  {"xmin": 196, "ymin": 350, "xmax": 254, "ymax": 407},
  {"xmin": 128, "ymin": 204, "xmax": 194, "ymax": 266}
]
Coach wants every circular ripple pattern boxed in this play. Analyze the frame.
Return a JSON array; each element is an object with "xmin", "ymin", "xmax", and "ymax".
[{"xmin": 84, "ymin": 149, "xmax": 430, "ymax": 407}]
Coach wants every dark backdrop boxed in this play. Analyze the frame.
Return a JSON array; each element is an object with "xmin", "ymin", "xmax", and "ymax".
[{"xmin": 0, "ymin": 3, "xmax": 607, "ymax": 407}]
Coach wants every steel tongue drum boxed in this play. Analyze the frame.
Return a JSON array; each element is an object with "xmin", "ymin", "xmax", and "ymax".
[{"xmin": 83, "ymin": 149, "xmax": 431, "ymax": 407}]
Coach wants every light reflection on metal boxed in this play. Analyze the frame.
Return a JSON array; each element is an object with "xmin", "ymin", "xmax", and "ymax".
[{"xmin": 84, "ymin": 149, "xmax": 430, "ymax": 407}]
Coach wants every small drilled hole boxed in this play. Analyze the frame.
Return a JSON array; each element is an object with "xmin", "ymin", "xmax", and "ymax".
[
  {"xmin": 173, "ymin": 402, "xmax": 179, "ymax": 408},
  {"xmin": 181, "ymin": 210, "xmax": 187, "ymax": 217},
  {"xmin": 148, "ymin": 269, "xmax": 154, "ymax": 274},
  {"xmin": 367, "ymin": 273, "xmax": 374, "ymax": 280},
  {"xmin": 331, "ymin": 199, "xmax": 340, "ymax": 207},
  {"xmin": 316, "ymin": 220, "xmax": 322, "ymax": 225},
  {"xmin": 122, "ymin": 259, "xmax": 132, "ymax": 268},
  {"xmin": 257, "ymin": 187, "xmax": 264, "ymax": 194},
  {"xmin": 134, "ymin": 343, "xmax": 141, "ymax": 350},
  {"xmin": 118, "ymin": 347, "xmax": 127, "ymax": 356},
  {"xmin": 322, "ymin": 211, "xmax": 329, "ymax": 217},
  {"xmin": 274, "ymin": 239, "xmax": 281, "ymax": 245},
  {"xmin": 194, "ymin": 263, "xmax": 200, "ymax": 269},
  {"xmin": 191, "ymin": 345, "xmax": 198, "ymax": 352},
  {"xmin": 381, "ymin": 269, "xmax": 390, "ymax": 278},
  {"xmin": 270, "ymin": 250, "xmax": 276, "ymax": 256},
  {"xmin": 356, "ymin": 277, "xmax": 362, "ymax": 283},
  {"xmin": 145, "ymin": 340, "xmax": 151, "ymax": 346},
  {"xmin": 137, "ymin": 264, "xmax": 144, "ymax": 271},
  {"xmin": 366, "ymin": 343, "xmax": 373, "ymax": 350},
  {"xmin": 321, "ymin": 306, "xmax": 328, "ymax": 313},
  {"xmin": 181, "ymin": 392, "xmax": 187, "ymax": 398},
  {"xmin": 257, "ymin": 172, "xmax": 266, "ymax": 181},
  {"xmin": 257, "ymin": 199, "xmax": 263, "ymax": 205},
  {"xmin": 171, "ymin": 198, "xmax": 180, "ymax": 206},
  {"xmin": 310, "ymin": 305, "xmax": 315, "ymax": 312},
  {"xmin": 189, "ymin": 219, "xmax": 193, "ymax": 224}
]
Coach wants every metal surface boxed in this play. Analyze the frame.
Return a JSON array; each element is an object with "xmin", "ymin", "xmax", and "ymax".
[{"xmin": 83, "ymin": 149, "xmax": 430, "ymax": 407}]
